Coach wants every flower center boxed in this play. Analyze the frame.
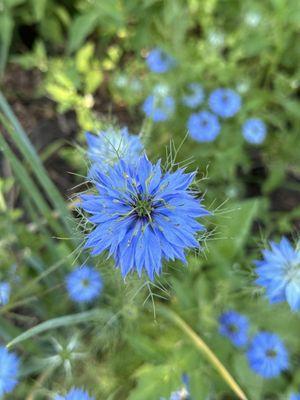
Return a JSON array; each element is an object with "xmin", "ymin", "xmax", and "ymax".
[
  {"xmin": 134, "ymin": 196, "xmax": 153, "ymax": 218},
  {"xmin": 266, "ymin": 349, "xmax": 277, "ymax": 358},
  {"xmin": 81, "ymin": 279, "xmax": 90, "ymax": 288},
  {"xmin": 228, "ymin": 324, "xmax": 238, "ymax": 333}
]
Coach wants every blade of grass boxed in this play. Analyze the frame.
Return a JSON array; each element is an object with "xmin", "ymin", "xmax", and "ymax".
[
  {"xmin": 158, "ymin": 305, "xmax": 249, "ymax": 400},
  {"xmin": 0, "ymin": 130, "xmax": 65, "ymax": 237},
  {"xmin": 7, "ymin": 309, "xmax": 110, "ymax": 348},
  {"xmin": 0, "ymin": 98, "xmax": 75, "ymax": 238}
]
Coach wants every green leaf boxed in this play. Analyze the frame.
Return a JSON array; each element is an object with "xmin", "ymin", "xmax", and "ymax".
[
  {"xmin": 0, "ymin": 12, "xmax": 14, "ymax": 76},
  {"xmin": 128, "ymin": 364, "xmax": 179, "ymax": 400},
  {"xmin": 4, "ymin": 0, "xmax": 26, "ymax": 6},
  {"xmin": 30, "ymin": 0, "xmax": 47, "ymax": 20},
  {"xmin": 85, "ymin": 69, "xmax": 103, "ymax": 93},
  {"xmin": 208, "ymin": 199, "xmax": 262, "ymax": 266},
  {"xmin": 75, "ymin": 42, "xmax": 95, "ymax": 73},
  {"xmin": 68, "ymin": 11, "xmax": 99, "ymax": 53}
]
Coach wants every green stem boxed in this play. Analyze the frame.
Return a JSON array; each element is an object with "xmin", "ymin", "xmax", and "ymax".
[{"xmin": 158, "ymin": 306, "xmax": 248, "ymax": 400}]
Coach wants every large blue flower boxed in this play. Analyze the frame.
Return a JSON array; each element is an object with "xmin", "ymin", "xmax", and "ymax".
[
  {"xmin": 182, "ymin": 83, "xmax": 205, "ymax": 109},
  {"xmin": 209, "ymin": 88, "xmax": 241, "ymax": 118},
  {"xmin": 86, "ymin": 127, "xmax": 143, "ymax": 170},
  {"xmin": 82, "ymin": 154, "xmax": 209, "ymax": 280},
  {"xmin": 187, "ymin": 111, "xmax": 220, "ymax": 142},
  {"xmin": 247, "ymin": 332, "xmax": 289, "ymax": 379},
  {"xmin": 242, "ymin": 118, "xmax": 267, "ymax": 144},
  {"xmin": 146, "ymin": 48, "xmax": 174, "ymax": 73},
  {"xmin": 0, "ymin": 282, "xmax": 10, "ymax": 306},
  {"xmin": 66, "ymin": 265, "xmax": 103, "ymax": 304},
  {"xmin": 290, "ymin": 393, "xmax": 300, "ymax": 400},
  {"xmin": 219, "ymin": 310, "xmax": 249, "ymax": 347},
  {"xmin": 55, "ymin": 387, "xmax": 94, "ymax": 400},
  {"xmin": 0, "ymin": 346, "xmax": 20, "ymax": 397},
  {"xmin": 142, "ymin": 94, "xmax": 175, "ymax": 122},
  {"xmin": 255, "ymin": 237, "xmax": 300, "ymax": 311}
]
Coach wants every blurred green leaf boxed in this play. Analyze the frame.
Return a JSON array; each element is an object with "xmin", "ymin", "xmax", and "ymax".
[{"xmin": 68, "ymin": 12, "xmax": 99, "ymax": 53}]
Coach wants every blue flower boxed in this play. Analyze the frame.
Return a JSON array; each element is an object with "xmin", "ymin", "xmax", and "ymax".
[
  {"xmin": 0, "ymin": 282, "xmax": 10, "ymax": 306},
  {"xmin": 209, "ymin": 88, "xmax": 241, "ymax": 118},
  {"xmin": 55, "ymin": 387, "xmax": 94, "ymax": 400},
  {"xmin": 247, "ymin": 332, "xmax": 289, "ymax": 379},
  {"xmin": 142, "ymin": 94, "xmax": 175, "ymax": 122},
  {"xmin": 290, "ymin": 393, "xmax": 300, "ymax": 400},
  {"xmin": 0, "ymin": 346, "xmax": 20, "ymax": 397},
  {"xmin": 182, "ymin": 83, "xmax": 205, "ymax": 108},
  {"xmin": 66, "ymin": 266, "xmax": 103, "ymax": 304},
  {"xmin": 187, "ymin": 111, "xmax": 220, "ymax": 142},
  {"xmin": 86, "ymin": 127, "xmax": 143, "ymax": 171},
  {"xmin": 169, "ymin": 388, "xmax": 190, "ymax": 400},
  {"xmin": 146, "ymin": 48, "xmax": 174, "ymax": 73},
  {"xmin": 255, "ymin": 237, "xmax": 300, "ymax": 311},
  {"xmin": 242, "ymin": 118, "xmax": 267, "ymax": 144},
  {"xmin": 82, "ymin": 154, "xmax": 209, "ymax": 280},
  {"xmin": 219, "ymin": 310, "xmax": 249, "ymax": 347}
]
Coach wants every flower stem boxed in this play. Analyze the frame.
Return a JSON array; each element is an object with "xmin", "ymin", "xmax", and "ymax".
[{"xmin": 158, "ymin": 306, "xmax": 248, "ymax": 400}]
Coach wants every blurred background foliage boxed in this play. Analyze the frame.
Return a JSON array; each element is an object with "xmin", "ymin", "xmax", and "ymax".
[{"xmin": 0, "ymin": 0, "xmax": 300, "ymax": 399}]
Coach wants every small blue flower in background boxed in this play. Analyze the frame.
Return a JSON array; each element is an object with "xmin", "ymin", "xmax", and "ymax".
[
  {"xmin": 187, "ymin": 111, "xmax": 220, "ymax": 142},
  {"xmin": 142, "ymin": 94, "xmax": 175, "ymax": 122},
  {"xmin": 219, "ymin": 310, "xmax": 249, "ymax": 347},
  {"xmin": 255, "ymin": 237, "xmax": 300, "ymax": 311},
  {"xmin": 290, "ymin": 393, "xmax": 300, "ymax": 400},
  {"xmin": 66, "ymin": 266, "xmax": 103, "ymax": 304},
  {"xmin": 160, "ymin": 374, "xmax": 191, "ymax": 400},
  {"xmin": 86, "ymin": 127, "xmax": 143, "ymax": 171},
  {"xmin": 182, "ymin": 83, "xmax": 205, "ymax": 108},
  {"xmin": 209, "ymin": 88, "xmax": 241, "ymax": 118},
  {"xmin": 0, "ymin": 346, "xmax": 20, "ymax": 397},
  {"xmin": 242, "ymin": 118, "xmax": 267, "ymax": 144},
  {"xmin": 55, "ymin": 387, "xmax": 94, "ymax": 400},
  {"xmin": 0, "ymin": 282, "xmax": 10, "ymax": 306},
  {"xmin": 169, "ymin": 388, "xmax": 190, "ymax": 400},
  {"xmin": 247, "ymin": 331, "xmax": 289, "ymax": 379},
  {"xmin": 146, "ymin": 48, "xmax": 174, "ymax": 73},
  {"xmin": 82, "ymin": 154, "xmax": 209, "ymax": 280}
]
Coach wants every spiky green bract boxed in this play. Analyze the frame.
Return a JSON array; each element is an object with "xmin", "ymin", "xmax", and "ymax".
[{"xmin": 82, "ymin": 154, "xmax": 209, "ymax": 280}]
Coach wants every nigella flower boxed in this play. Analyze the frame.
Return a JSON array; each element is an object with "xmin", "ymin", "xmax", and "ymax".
[
  {"xmin": 242, "ymin": 118, "xmax": 267, "ymax": 144},
  {"xmin": 169, "ymin": 388, "xmax": 190, "ymax": 400},
  {"xmin": 66, "ymin": 265, "xmax": 103, "ymax": 303},
  {"xmin": 55, "ymin": 387, "xmax": 94, "ymax": 400},
  {"xmin": 290, "ymin": 393, "xmax": 300, "ymax": 400},
  {"xmin": 219, "ymin": 310, "xmax": 249, "ymax": 347},
  {"xmin": 209, "ymin": 88, "xmax": 241, "ymax": 118},
  {"xmin": 0, "ymin": 346, "xmax": 20, "ymax": 397},
  {"xmin": 187, "ymin": 111, "xmax": 220, "ymax": 142},
  {"xmin": 86, "ymin": 127, "xmax": 143, "ymax": 171},
  {"xmin": 142, "ymin": 93, "xmax": 175, "ymax": 122},
  {"xmin": 82, "ymin": 154, "xmax": 209, "ymax": 280},
  {"xmin": 255, "ymin": 237, "xmax": 300, "ymax": 311},
  {"xmin": 146, "ymin": 48, "xmax": 175, "ymax": 73},
  {"xmin": 182, "ymin": 83, "xmax": 205, "ymax": 108},
  {"xmin": 0, "ymin": 282, "xmax": 10, "ymax": 306},
  {"xmin": 247, "ymin": 332, "xmax": 289, "ymax": 379}
]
